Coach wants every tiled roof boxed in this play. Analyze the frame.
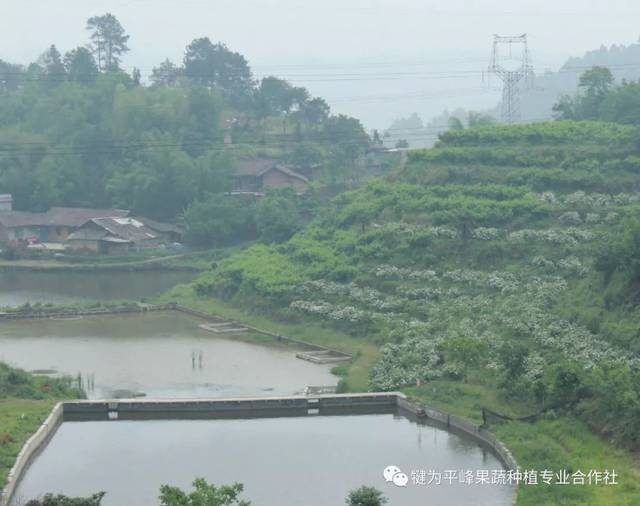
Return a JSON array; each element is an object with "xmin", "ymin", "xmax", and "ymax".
[
  {"xmin": 90, "ymin": 217, "xmax": 158, "ymax": 243},
  {"xmin": 235, "ymin": 158, "xmax": 279, "ymax": 176},
  {"xmin": 234, "ymin": 158, "xmax": 309, "ymax": 183},
  {"xmin": 134, "ymin": 216, "xmax": 184, "ymax": 235},
  {"xmin": 0, "ymin": 211, "xmax": 45, "ymax": 228},
  {"xmin": 267, "ymin": 165, "xmax": 310, "ymax": 183},
  {"xmin": 45, "ymin": 207, "xmax": 129, "ymax": 227},
  {"xmin": 0, "ymin": 207, "xmax": 129, "ymax": 228}
]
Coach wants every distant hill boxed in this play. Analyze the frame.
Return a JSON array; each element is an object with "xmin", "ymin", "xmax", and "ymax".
[{"xmin": 521, "ymin": 40, "xmax": 640, "ymax": 120}]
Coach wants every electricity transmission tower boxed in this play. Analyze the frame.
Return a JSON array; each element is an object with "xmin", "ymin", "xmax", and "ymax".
[{"xmin": 488, "ymin": 34, "xmax": 534, "ymax": 124}]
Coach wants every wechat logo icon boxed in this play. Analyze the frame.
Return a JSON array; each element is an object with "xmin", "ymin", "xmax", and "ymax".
[{"xmin": 383, "ymin": 465, "xmax": 409, "ymax": 487}]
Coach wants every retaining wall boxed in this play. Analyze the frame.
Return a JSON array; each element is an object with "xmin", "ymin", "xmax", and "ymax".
[
  {"xmin": 62, "ymin": 392, "xmax": 399, "ymax": 420},
  {"xmin": 0, "ymin": 402, "xmax": 64, "ymax": 506},
  {"xmin": 0, "ymin": 303, "xmax": 176, "ymax": 320},
  {"xmin": 0, "ymin": 393, "xmax": 517, "ymax": 506},
  {"xmin": 396, "ymin": 396, "xmax": 518, "ymax": 471}
]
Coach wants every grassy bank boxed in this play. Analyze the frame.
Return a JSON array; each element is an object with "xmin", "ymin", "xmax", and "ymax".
[
  {"xmin": 157, "ymin": 284, "xmax": 379, "ymax": 392},
  {"xmin": 0, "ymin": 255, "xmax": 200, "ymax": 272},
  {"xmin": 0, "ymin": 364, "xmax": 83, "ymax": 495},
  {"xmin": 406, "ymin": 381, "xmax": 640, "ymax": 506},
  {"xmin": 0, "ymin": 399, "xmax": 58, "ymax": 487},
  {"xmin": 0, "ymin": 300, "xmax": 150, "ymax": 315}
]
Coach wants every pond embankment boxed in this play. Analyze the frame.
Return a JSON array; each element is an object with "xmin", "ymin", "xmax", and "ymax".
[{"xmin": 0, "ymin": 393, "xmax": 517, "ymax": 506}]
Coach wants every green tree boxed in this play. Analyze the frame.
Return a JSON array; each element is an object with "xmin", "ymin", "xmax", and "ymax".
[
  {"xmin": 160, "ymin": 479, "xmax": 250, "ymax": 506},
  {"xmin": 257, "ymin": 76, "xmax": 296, "ymax": 115},
  {"xmin": 499, "ymin": 341, "xmax": 529, "ymax": 383},
  {"xmin": 184, "ymin": 38, "xmax": 254, "ymax": 107},
  {"xmin": 184, "ymin": 195, "xmax": 252, "ymax": 247},
  {"xmin": 324, "ymin": 114, "xmax": 370, "ymax": 184},
  {"xmin": 33, "ymin": 154, "xmax": 85, "ymax": 208},
  {"xmin": 439, "ymin": 335, "xmax": 487, "ymax": 380},
  {"xmin": 300, "ymin": 97, "xmax": 330, "ymax": 128},
  {"xmin": 132, "ymin": 67, "xmax": 142, "ymax": 86},
  {"xmin": 346, "ymin": 486, "xmax": 388, "ymax": 506},
  {"xmin": 151, "ymin": 59, "xmax": 182, "ymax": 87},
  {"xmin": 107, "ymin": 144, "xmax": 202, "ymax": 220},
  {"xmin": 64, "ymin": 47, "xmax": 99, "ymax": 84},
  {"xmin": 182, "ymin": 85, "xmax": 222, "ymax": 156},
  {"xmin": 86, "ymin": 13, "xmax": 130, "ymax": 71},
  {"xmin": 579, "ymin": 66, "xmax": 615, "ymax": 97},
  {"xmin": 595, "ymin": 217, "xmax": 640, "ymax": 281},
  {"xmin": 0, "ymin": 59, "xmax": 24, "ymax": 94},
  {"xmin": 578, "ymin": 66, "xmax": 615, "ymax": 119},
  {"xmin": 255, "ymin": 188, "xmax": 302, "ymax": 243},
  {"xmin": 544, "ymin": 361, "xmax": 587, "ymax": 408},
  {"xmin": 448, "ymin": 117, "xmax": 464, "ymax": 131},
  {"xmin": 39, "ymin": 45, "xmax": 66, "ymax": 86},
  {"xmin": 552, "ymin": 94, "xmax": 576, "ymax": 120},
  {"xmin": 600, "ymin": 79, "xmax": 640, "ymax": 125},
  {"xmin": 553, "ymin": 66, "xmax": 615, "ymax": 120}
]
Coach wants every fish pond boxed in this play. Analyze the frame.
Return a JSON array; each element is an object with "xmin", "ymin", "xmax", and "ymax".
[
  {"xmin": 0, "ymin": 270, "xmax": 195, "ymax": 308},
  {"xmin": 13, "ymin": 412, "xmax": 515, "ymax": 506},
  {"xmin": 0, "ymin": 311, "xmax": 337, "ymax": 398}
]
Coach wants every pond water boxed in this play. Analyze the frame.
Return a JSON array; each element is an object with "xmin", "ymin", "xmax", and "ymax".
[
  {"xmin": 13, "ymin": 414, "xmax": 515, "ymax": 506},
  {"xmin": 0, "ymin": 312, "xmax": 336, "ymax": 398},
  {"xmin": 0, "ymin": 270, "xmax": 196, "ymax": 307}
]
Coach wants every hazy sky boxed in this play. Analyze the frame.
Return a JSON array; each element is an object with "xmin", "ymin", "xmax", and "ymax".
[{"xmin": 3, "ymin": 0, "xmax": 640, "ymax": 128}]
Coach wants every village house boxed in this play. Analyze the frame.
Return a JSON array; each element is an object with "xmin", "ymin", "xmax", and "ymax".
[
  {"xmin": 67, "ymin": 217, "xmax": 164, "ymax": 255},
  {"xmin": 132, "ymin": 216, "xmax": 185, "ymax": 244},
  {"xmin": 0, "ymin": 195, "xmax": 183, "ymax": 253},
  {"xmin": 0, "ymin": 205, "xmax": 130, "ymax": 244},
  {"xmin": 233, "ymin": 158, "xmax": 310, "ymax": 194}
]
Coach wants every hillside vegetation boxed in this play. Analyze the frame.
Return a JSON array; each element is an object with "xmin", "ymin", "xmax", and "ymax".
[
  {"xmin": 183, "ymin": 120, "xmax": 640, "ymax": 504},
  {"xmin": 0, "ymin": 14, "xmax": 372, "ymax": 232}
]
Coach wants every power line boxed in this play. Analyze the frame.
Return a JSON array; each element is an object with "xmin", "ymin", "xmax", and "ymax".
[
  {"xmin": 0, "ymin": 115, "xmax": 560, "ymax": 158},
  {"xmin": 7, "ymin": 60, "xmax": 640, "ymax": 83}
]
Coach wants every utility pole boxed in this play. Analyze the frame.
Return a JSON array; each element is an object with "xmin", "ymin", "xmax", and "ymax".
[{"xmin": 488, "ymin": 34, "xmax": 534, "ymax": 124}]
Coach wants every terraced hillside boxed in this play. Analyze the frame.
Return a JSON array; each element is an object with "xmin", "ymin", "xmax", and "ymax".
[{"xmin": 182, "ymin": 121, "xmax": 640, "ymax": 505}]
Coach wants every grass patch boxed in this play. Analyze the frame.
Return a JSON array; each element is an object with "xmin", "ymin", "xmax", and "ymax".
[
  {"xmin": 0, "ymin": 399, "xmax": 58, "ymax": 489},
  {"xmin": 0, "ymin": 363, "xmax": 83, "ymax": 495},
  {"xmin": 157, "ymin": 284, "xmax": 379, "ymax": 392},
  {"xmin": 217, "ymin": 331, "xmax": 302, "ymax": 351},
  {"xmin": 404, "ymin": 379, "xmax": 640, "ymax": 506},
  {"xmin": 496, "ymin": 419, "xmax": 640, "ymax": 506},
  {"xmin": 403, "ymin": 378, "xmax": 532, "ymax": 424}
]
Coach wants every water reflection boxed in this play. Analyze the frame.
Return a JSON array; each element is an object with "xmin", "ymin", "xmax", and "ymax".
[
  {"xmin": 0, "ymin": 270, "xmax": 195, "ymax": 307},
  {"xmin": 14, "ymin": 414, "xmax": 515, "ymax": 506},
  {"xmin": 0, "ymin": 312, "xmax": 336, "ymax": 398}
]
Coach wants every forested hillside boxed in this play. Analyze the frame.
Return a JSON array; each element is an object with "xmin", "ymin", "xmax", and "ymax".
[
  {"xmin": 0, "ymin": 14, "xmax": 371, "ymax": 228},
  {"xmin": 192, "ymin": 121, "xmax": 640, "ymax": 456}
]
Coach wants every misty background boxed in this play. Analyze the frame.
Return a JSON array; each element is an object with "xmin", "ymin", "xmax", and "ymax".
[{"xmin": 3, "ymin": 0, "xmax": 640, "ymax": 135}]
